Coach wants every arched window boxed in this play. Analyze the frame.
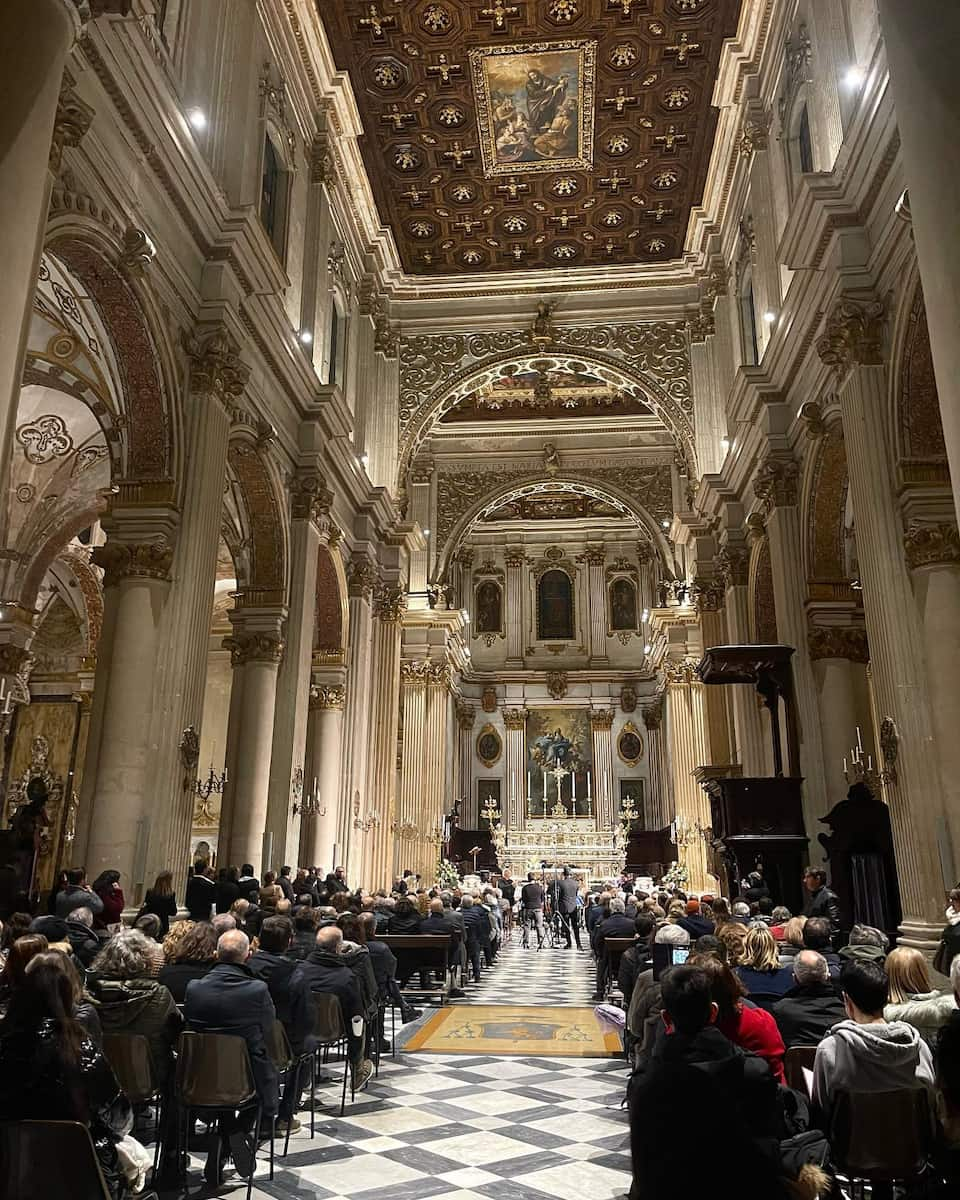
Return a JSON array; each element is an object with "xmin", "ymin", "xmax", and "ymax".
[
  {"xmin": 259, "ymin": 131, "xmax": 290, "ymax": 260},
  {"xmin": 537, "ymin": 569, "xmax": 574, "ymax": 640},
  {"xmin": 797, "ymin": 103, "xmax": 813, "ymax": 174},
  {"xmin": 739, "ymin": 266, "xmax": 759, "ymax": 366}
]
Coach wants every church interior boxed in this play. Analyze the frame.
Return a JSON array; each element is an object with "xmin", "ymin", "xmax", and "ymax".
[{"xmin": 2, "ymin": 1, "xmax": 960, "ymax": 1198}]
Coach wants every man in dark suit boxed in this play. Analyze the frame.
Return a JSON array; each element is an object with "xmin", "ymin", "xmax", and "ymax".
[
  {"xmin": 555, "ymin": 868, "xmax": 582, "ymax": 950},
  {"xmin": 771, "ymin": 950, "xmax": 846, "ymax": 1047},
  {"xmin": 248, "ymin": 915, "xmax": 315, "ymax": 1134},
  {"xmin": 237, "ymin": 864, "xmax": 261, "ymax": 903},
  {"xmin": 520, "ymin": 873, "xmax": 545, "ymax": 948},
  {"xmin": 184, "ymin": 929, "xmax": 279, "ymax": 1185},
  {"xmin": 292, "ymin": 925, "xmax": 373, "ymax": 1090},
  {"xmin": 591, "ymin": 898, "xmax": 635, "ymax": 1000},
  {"xmin": 460, "ymin": 895, "xmax": 489, "ymax": 981},
  {"xmin": 185, "ymin": 863, "xmax": 217, "ymax": 921},
  {"xmin": 801, "ymin": 867, "xmax": 841, "ymax": 940},
  {"xmin": 277, "ymin": 866, "xmax": 295, "ymax": 903}
]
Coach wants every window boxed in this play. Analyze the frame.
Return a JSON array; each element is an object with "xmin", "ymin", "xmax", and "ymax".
[
  {"xmin": 739, "ymin": 269, "xmax": 759, "ymax": 366},
  {"xmin": 259, "ymin": 133, "xmax": 289, "ymax": 259},
  {"xmin": 797, "ymin": 103, "xmax": 813, "ymax": 173},
  {"xmin": 537, "ymin": 569, "xmax": 574, "ymax": 640},
  {"xmin": 325, "ymin": 299, "xmax": 347, "ymax": 386}
]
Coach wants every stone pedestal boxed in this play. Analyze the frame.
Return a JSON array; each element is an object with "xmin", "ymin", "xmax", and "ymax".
[
  {"xmin": 302, "ymin": 680, "xmax": 346, "ymax": 870},
  {"xmin": 220, "ymin": 612, "xmax": 284, "ymax": 872}
]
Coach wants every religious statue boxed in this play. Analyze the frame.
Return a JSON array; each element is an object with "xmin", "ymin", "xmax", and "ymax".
[
  {"xmin": 543, "ymin": 442, "xmax": 560, "ymax": 476},
  {"xmin": 9, "ymin": 777, "xmax": 50, "ymax": 898},
  {"xmin": 525, "ymin": 68, "xmax": 569, "ymax": 133},
  {"xmin": 530, "ymin": 301, "xmax": 556, "ymax": 346}
]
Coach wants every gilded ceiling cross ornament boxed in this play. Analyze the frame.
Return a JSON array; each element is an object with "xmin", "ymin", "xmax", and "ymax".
[
  {"xmin": 548, "ymin": 209, "xmax": 579, "ymax": 230},
  {"xmin": 607, "ymin": 0, "xmax": 643, "ymax": 16},
  {"xmin": 358, "ymin": 4, "xmax": 396, "ymax": 39},
  {"xmin": 480, "ymin": 1, "xmax": 521, "ymax": 30},
  {"xmin": 504, "ymin": 243, "xmax": 527, "ymax": 262},
  {"xmin": 381, "ymin": 104, "xmax": 415, "ymax": 132},
  {"xmin": 427, "ymin": 53, "xmax": 463, "ymax": 84},
  {"xmin": 664, "ymin": 31, "xmax": 702, "ymax": 66},
  {"xmin": 654, "ymin": 124, "xmax": 687, "ymax": 152},
  {"xmin": 644, "ymin": 201, "xmax": 673, "ymax": 223},
  {"xmin": 599, "ymin": 168, "xmax": 630, "ymax": 193},
  {"xmin": 602, "ymin": 86, "xmax": 638, "ymax": 115},
  {"xmin": 454, "ymin": 215, "xmax": 484, "ymax": 234},
  {"xmin": 401, "ymin": 185, "xmax": 429, "ymax": 206},
  {"xmin": 442, "ymin": 140, "xmax": 475, "ymax": 168},
  {"xmin": 496, "ymin": 176, "xmax": 530, "ymax": 200},
  {"xmin": 602, "ymin": 238, "xmax": 622, "ymax": 256}
]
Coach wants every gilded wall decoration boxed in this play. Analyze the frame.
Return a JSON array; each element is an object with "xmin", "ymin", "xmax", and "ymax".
[
  {"xmin": 897, "ymin": 284, "xmax": 948, "ymax": 475},
  {"xmin": 807, "ymin": 425, "xmax": 850, "ymax": 593},
  {"xmin": 481, "ymin": 685, "xmax": 498, "ymax": 712},
  {"xmin": 227, "ymin": 441, "xmax": 286, "ymax": 601},
  {"xmin": 546, "ymin": 670, "xmax": 568, "ymax": 700},
  {"xmin": 314, "ymin": 544, "xmax": 345, "ymax": 653}
]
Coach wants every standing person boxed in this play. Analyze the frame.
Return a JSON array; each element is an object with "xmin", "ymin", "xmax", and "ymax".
[
  {"xmin": 801, "ymin": 867, "xmax": 840, "ymax": 941},
  {"xmin": 555, "ymin": 868, "xmax": 582, "ymax": 950},
  {"xmin": 185, "ymin": 862, "xmax": 216, "ymax": 922},
  {"xmin": 520, "ymin": 873, "xmax": 545, "ymax": 948},
  {"xmin": 277, "ymin": 866, "xmax": 295, "ymax": 903},
  {"xmin": 237, "ymin": 864, "xmax": 260, "ymax": 903},
  {"xmin": 935, "ymin": 888, "xmax": 960, "ymax": 978},
  {"xmin": 215, "ymin": 866, "xmax": 241, "ymax": 914},
  {"xmin": 55, "ymin": 868, "xmax": 104, "ymax": 921},
  {"xmin": 258, "ymin": 871, "xmax": 283, "ymax": 911},
  {"xmin": 139, "ymin": 871, "xmax": 178, "ymax": 936},
  {"xmin": 90, "ymin": 871, "xmax": 125, "ymax": 931}
]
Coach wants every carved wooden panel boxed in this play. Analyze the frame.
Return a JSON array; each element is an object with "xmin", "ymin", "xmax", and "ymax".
[{"xmin": 320, "ymin": 0, "xmax": 742, "ymax": 275}]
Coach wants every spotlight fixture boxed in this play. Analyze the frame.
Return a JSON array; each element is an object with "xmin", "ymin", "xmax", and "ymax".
[
  {"xmin": 359, "ymin": 453, "xmax": 370, "ymax": 470},
  {"xmin": 644, "ymin": 644, "xmax": 652, "ymax": 654},
  {"xmin": 423, "ymin": 527, "xmax": 431, "ymax": 537},
  {"xmin": 763, "ymin": 310, "xmax": 777, "ymax": 324},
  {"xmin": 186, "ymin": 107, "xmax": 207, "ymax": 131},
  {"xmin": 844, "ymin": 66, "xmax": 865, "ymax": 89},
  {"xmin": 661, "ymin": 519, "xmax": 670, "ymax": 529},
  {"xmin": 298, "ymin": 329, "xmax": 313, "ymax": 345}
]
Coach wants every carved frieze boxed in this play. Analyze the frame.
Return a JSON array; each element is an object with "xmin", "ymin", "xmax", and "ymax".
[
  {"xmin": 903, "ymin": 521, "xmax": 960, "ymax": 570},
  {"xmin": 808, "ymin": 625, "xmax": 869, "ymax": 664}
]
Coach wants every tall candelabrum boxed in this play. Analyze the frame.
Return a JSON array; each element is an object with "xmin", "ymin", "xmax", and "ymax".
[{"xmin": 843, "ymin": 724, "xmax": 881, "ymax": 791}]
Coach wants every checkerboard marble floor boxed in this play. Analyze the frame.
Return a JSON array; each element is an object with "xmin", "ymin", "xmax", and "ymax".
[{"xmin": 157, "ymin": 939, "xmax": 632, "ymax": 1200}]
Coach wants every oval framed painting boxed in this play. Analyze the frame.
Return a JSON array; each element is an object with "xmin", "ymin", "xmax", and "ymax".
[
  {"xmin": 476, "ymin": 723, "xmax": 503, "ymax": 769},
  {"xmin": 617, "ymin": 721, "xmax": 644, "ymax": 767}
]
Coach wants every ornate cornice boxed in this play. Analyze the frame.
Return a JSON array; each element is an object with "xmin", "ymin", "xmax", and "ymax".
[
  {"xmin": 223, "ymin": 631, "xmax": 284, "ymax": 667},
  {"xmin": 347, "ymin": 556, "xmax": 379, "ymax": 598},
  {"xmin": 816, "ymin": 298, "xmax": 885, "ymax": 375},
  {"xmin": 642, "ymin": 697, "xmax": 664, "ymax": 731},
  {"xmin": 373, "ymin": 585, "xmax": 406, "ymax": 623},
  {"xmin": 904, "ymin": 521, "xmax": 960, "ymax": 570},
  {"xmin": 310, "ymin": 683, "xmax": 346, "ymax": 710},
  {"xmin": 502, "ymin": 707, "xmax": 529, "ymax": 730},
  {"xmin": 92, "ymin": 538, "xmax": 173, "ymax": 586},
  {"xmin": 400, "ymin": 659, "xmax": 450, "ymax": 687},
  {"xmin": 579, "ymin": 545, "xmax": 606, "ymax": 567},
  {"xmin": 808, "ymin": 625, "xmax": 870, "ymax": 664},
  {"xmin": 182, "ymin": 326, "xmax": 250, "ymax": 403},
  {"xmin": 290, "ymin": 470, "xmax": 334, "ymax": 523},
  {"xmin": 717, "ymin": 545, "xmax": 750, "ymax": 589},
  {"xmin": 589, "ymin": 708, "xmax": 615, "ymax": 730},
  {"xmin": 754, "ymin": 454, "xmax": 799, "ymax": 511}
]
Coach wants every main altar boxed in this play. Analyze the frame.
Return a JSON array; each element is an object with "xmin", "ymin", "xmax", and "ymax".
[{"xmin": 490, "ymin": 817, "xmax": 626, "ymax": 884}]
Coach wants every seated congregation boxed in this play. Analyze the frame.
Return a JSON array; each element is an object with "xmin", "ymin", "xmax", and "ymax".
[{"xmin": 0, "ymin": 860, "xmax": 508, "ymax": 1198}]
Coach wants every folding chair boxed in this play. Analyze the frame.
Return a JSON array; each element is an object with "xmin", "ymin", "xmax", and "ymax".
[{"xmin": 0, "ymin": 1120, "xmax": 113, "ymax": 1200}]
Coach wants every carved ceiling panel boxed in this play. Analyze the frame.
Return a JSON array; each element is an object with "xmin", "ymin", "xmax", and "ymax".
[
  {"xmin": 480, "ymin": 488, "xmax": 624, "ymax": 520},
  {"xmin": 320, "ymin": 0, "xmax": 742, "ymax": 275}
]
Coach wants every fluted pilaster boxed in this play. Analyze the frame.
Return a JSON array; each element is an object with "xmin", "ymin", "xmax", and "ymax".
[
  {"xmin": 664, "ymin": 661, "xmax": 713, "ymax": 892},
  {"xmin": 302, "ymin": 680, "xmax": 346, "ymax": 869},
  {"xmin": 502, "ymin": 707, "xmax": 528, "ymax": 829},
  {"xmin": 583, "ymin": 546, "xmax": 608, "ymax": 665},
  {"xmin": 363, "ymin": 587, "xmax": 404, "ymax": 889},
  {"xmin": 337, "ymin": 557, "xmax": 378, "ymax": 880},
  {"xmin": 505, "ymin": 549, "xmax": 525, "ymax": 666},
  {"xmin": 719, "ymin": 545, "xmax": 770, "ymax": 775}
]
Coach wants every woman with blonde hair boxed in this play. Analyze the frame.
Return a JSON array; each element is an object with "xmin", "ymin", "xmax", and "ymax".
[
  {"xmin": 884, "ymin": 945, "xmax": 957, "ymax": 1045},
  {"xmin": 735, "ymin": 924, "xmax": 793, "ymax": 1009},
  {"xmin": 778, "ymin": 915, "xmax": 807, "ymax": 959},
  {"xmin": 716, "ymin": 920, "xmax": 747, "ymax": 966},
  {"xmin": 161, "ymin": 918, "xmax": 195, "ymax": 962}
]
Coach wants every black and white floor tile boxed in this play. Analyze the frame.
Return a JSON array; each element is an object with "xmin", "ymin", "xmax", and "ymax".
[{"xmin": 156, "ymin": 939, "xmax": 630, "ymax": 1200}]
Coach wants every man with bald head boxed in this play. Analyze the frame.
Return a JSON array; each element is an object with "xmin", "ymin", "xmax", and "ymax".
[
  {"xmin": 772, "ymin": 948, "xmax": 846, "ymax": 1047},
  {"xmin": 183, "ymin": 929, "xmax": 279, "ymax": 1184}
]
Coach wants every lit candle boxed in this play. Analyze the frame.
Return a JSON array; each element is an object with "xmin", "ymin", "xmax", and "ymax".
[
  {"xmin": 223, "ymin": 767, "xmax": 228, "ymax": 783},
  {"xmin": 843, "ymin": 757, "xmax": 847, "ymax": 774},
  {"xmin": 587, "ymin": 769, "xmax": 592, "ymax": 799},
  {"xmin": 572, "ymin": 769, "xmax": 577, "ymax": 805},
  {"xmin": 856, "ymin": 726, "xmax": 863, "ymax": 752},
  {"xmin": 867, "ymin": 755, "xmax": 873, "ymax": 771}
]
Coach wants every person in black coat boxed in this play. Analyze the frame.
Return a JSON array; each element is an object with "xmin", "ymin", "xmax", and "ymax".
[
  {"xmin": 215, "ymin": 866, "xmax": 241, "ymax": 914},
  {"xmin": 185, "ymin": 863, "xmax": 216, "ymax": 921},
  {"xmin": 184, "ymin": 929, "xmax": 278, "ymax": 1185},
  {"xmin": 801, "ymin": 867, "xmax": 841, "ymax": 939},
  {"xmin": 591, "ymin": 899, "xmax": 636, "ymax": 1000},
  {"xmin": 618, "ymin": 914, "xmax": 656, "ymax": 1009},
  {"xmin": 292, "ymin": 925, "xmax": 373, "ymax": 1088},
  {"xmin": 278, "ymin": 866, "xmax": 295, "ymax": 904},
  {"xmin": 556, "ymin": 868, "xmax": 583, "ymax": 950},
  {"xmin": 629, "ymin": 965, "xmax": 789, "ymax": 1200},
  {"xmin": 459, "ymin": 896, "xmax": 488, "ymax": 983},
  {"xmin": 139, "ymin": 871, "xmax": 178, "ymax": 936},
  {"xmin": 359, "ymin": 912, "xmax": 421, "ymax": 1023},
  {"xmin": 801, "ymin": 917, "xmax": 842, "ymax": 977},
  {"xmin": 158, "ymin": 921, "xmax": 217, "ymax": 1003},
  {"xmin": 386, "ymin": 898, "xmax": 424, "ymax": 935},
  {"xmin": 771, "ymin": 950, "xmax": 846, "ymax": 1047},
  {"xmin": 237, "ymin": 865, "xmax": 261, "ymax": 903},
  {"xmin": 287, "ymin": 909, "xmax": 319, "ymax": 961}
]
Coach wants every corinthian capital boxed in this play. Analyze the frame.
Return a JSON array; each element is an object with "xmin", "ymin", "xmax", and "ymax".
[
  {"xmin": 754, "ymin": 454, "xmax": 799, "ymax": 511},
  {"xmin": 904, "ymin": 521, "xmax": 960, "ymax": 570},
  {"xmin": 502, "ymin": 707, "xmax": 529, "ymax": 730},
  {"xmin": 92, "ymin": 538, "xmax": 173, "ymax": 586},
  {"xmin": 223, "ymin": 630, "xmax": 284, "ymax": 667},
  {"xmin": 347, "ymin": 556, "xmax": 379, "ymax": 598},
  {"xmin": 182, "ymin": 326, "xmax": 250, "ymax": 403},
  {"xmin": 50, "ymin": 74, "xmax": 94, "ymax": 172},
  {"xmin": 373, "ymin": 585, "xmax": 406, "ymax": 623},
  {"xmin": 808, "ymin": 625, "xmax": 870, "ymax": 663},
  {"xmin": 816, "ymin": 297, "xmax": 885, "ymax": 375},
  {"xmin": 690, "ymin": 576, "xmax": 725, "ymax": 614},
  {"xmin": 309, "ymin": 683, "xmax": 346, "ymax": 710},
  {"xmin": 717, "ymin": 545, "xmax": 750, "ymax": 588},
  {"xmin": 290, "ymin": 470, "xmax": 334, "ymax": 523}
]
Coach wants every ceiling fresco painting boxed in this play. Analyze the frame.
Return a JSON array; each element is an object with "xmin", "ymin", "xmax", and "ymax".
[
  {"xmin": 319, "ymin": 0, "xmax": 742, "ymax": 275},
  {"xmin": 439, "ymin": 362, "xmax": 654, "ymax": 420}
]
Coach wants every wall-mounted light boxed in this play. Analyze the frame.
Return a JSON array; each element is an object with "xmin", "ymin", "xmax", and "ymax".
[
  {"xmin": 661, "ymin": 519, "xmax": 670, "ymax": 529},
  {"xmin": 844, "ymin": 66, "xmax": 865, "ymax": 89},
  {"xmin": 763, "ymin": 310, "xmax": 778, "ymax": 325},
  {"xmin": 644, "ymin": 643, "xmax": 652, "ymax": 654},
  {"xmin": 359, "ymin": 453, "xmax": 370, "ymax": 470},
  {"xmin": 720, "ymin": 437, "xmax": 730, "ymax": 454},
  {"xmin": 186, "ymin": 107, "xmax": 207, "ymax": 131},
  {"xmin": 423, "ymin": 527, "xmax": 431, "ymax": 537},
  {"xmin": 298, "ymin": 329, "xmax": 313, "ymax": 345},
  {"xmin": 641, "ymin": 608, "xmax": 649, "ymax": 623}
]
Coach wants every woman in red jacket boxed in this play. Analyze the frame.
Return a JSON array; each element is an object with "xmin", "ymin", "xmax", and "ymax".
[
  {"xmin": 91, "ymin": 870, "xmax": 125, "ymax": 930},
  {"xmin": 691, "ymin": 951, "xmax": 786, "ymax": 1084}
]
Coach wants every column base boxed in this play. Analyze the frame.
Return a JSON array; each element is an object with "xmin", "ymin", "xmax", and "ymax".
[
  {"xmin": 897, "ymin": 919, "xmax": 944, "ymax": 957},
  {"xmin": 505, "ymin": 657, "xmax": 524, "ymax": 669},
  {"xmin": 588, "ymin": 656, "xmax": 610, "ymax": 668}
]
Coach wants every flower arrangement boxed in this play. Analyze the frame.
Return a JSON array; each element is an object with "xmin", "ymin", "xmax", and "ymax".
[
  {"xmin": 436, "ymin": 858, "xmax": 460, "ymax": 889},
  {"xmin": 662, "ymin": 860, "xmax": 689, "ymax": 889}
]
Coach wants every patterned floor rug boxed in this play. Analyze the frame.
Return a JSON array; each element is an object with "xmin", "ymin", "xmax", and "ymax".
[{"xmin": 401, "ymin": 1004, "xmax": 621, "ymax": 1057}]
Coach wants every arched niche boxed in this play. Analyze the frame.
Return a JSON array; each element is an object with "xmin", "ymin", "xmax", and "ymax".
[
  {"xmin": 803, "ymin": 423, "xmax": 853, "ymax": 601},
  {"xmin": 749, "ymin": 536, "xmax": 778, "ymax": 644},
  {"xmin": 314, "ymin": 542, "xmax": 349, "ymax": 658},
  {"xmin": 225, "ymin": 436, "xmax": 288, "ymax": 605}
]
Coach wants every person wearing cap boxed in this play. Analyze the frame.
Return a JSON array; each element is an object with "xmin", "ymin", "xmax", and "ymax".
[{"xmin": 677, "ymin": 898, "xmax": 715, "ymax": 942}]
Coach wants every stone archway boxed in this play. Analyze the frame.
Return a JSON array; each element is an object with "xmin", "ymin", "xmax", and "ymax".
[
  {"xmin": 803, "ymin": 423, "xmax": 852, "ymax": 602},
  {"xmin": 226, "ymin": 437, "xmax": 288, "ymax": 604},
  {"xmin": 314, "ymin": 543, "xmax": 349, "ymax": 658},
  {"xmin": 749, "ymin": 536, "xmax": 778, "ymax": 643}
]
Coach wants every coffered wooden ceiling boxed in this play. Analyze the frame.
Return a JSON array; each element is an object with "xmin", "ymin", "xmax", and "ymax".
[{"xmin": 320, "ymin": 0, "xmax": 741, "ymax": 275}]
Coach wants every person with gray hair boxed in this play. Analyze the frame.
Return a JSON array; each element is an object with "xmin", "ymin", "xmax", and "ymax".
[
  {"xmin": 211, "ymin": 912, "xmax": 237, "ymax": 938},
  {"xmin": 182, "ymin": 926, "xmax": 279, "ymax": 1185},
  {"xmin": 771, "ymin": 949, "xmax": 846, "ymax": 1047},
  {"xmin": 62, "ymin": 904, "xmax": 101, "ymax": 968},
  {"xmin": 592, "ymin": 893, "xmax": 637, "ymax": 1000},
  {"xmin": 839, "ymin": 923, "xmax": 889, "ymax": 966}
]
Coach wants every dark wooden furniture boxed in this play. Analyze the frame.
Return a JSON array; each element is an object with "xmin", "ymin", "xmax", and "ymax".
[
  {"xmin": 818, "ymin": 782, "xmax": 902, "ymax": 936},
  {"xmin": 697, "ymin": 645, "xmax": 809, "ymax": 914},
  {"xmin": 378, "ymin": 934, "xmax": 451, "ymax": 1005},
  {"xmin": 625, "ymin": 828, "xmax": 671, "ymax": 880}
]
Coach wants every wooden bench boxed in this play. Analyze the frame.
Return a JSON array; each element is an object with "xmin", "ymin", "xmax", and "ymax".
[{"xmin": 379, "ymin": 934, "xmax": 452, "ymax": 1005}]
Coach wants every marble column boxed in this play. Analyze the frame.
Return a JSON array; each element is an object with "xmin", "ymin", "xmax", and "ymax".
[
  {"xmin": 692, "ymin": 582, "xmax": 735, "ymax": 767},
  {"xmin": 664, "ymin": 663, "xmax": 713, "ymax": 892},
  {"xmin": 302, "ymin": 681, "xmax": 346, "ymax": 870},
  {"xmin": 818, "ymin": 296, "xmax": 947, "ymax": 945},
  {"xmin": 717, "ymin": 544, "xmax": 770, "ymax": 776},
  {"xmin": 0, "ymin": 1, "xmax": 83, "ymax": 488},
  {"xmin": 220, "ymin": 611, "xmax": 284, "ymax": 872},
  {"xmin": 755, "ymin": 454, "xmax": 829, "ymax": 846},
  {"xmin": 502, "ymin": 708, "xmax": 528, "ymax": 830},
  {"xmin": 642, "ymin": 698, "xmax": 667, "ymax": 830},
  {"xmin": 809, "ymin": 626, "xmax": 871, "ymax": 802},
  {"xmin": 363, "ymin": 586, "xmax": 404, "ymax": 890},
  {"xmin": 589, "ymin": 709, "xmax": 616, "ymax": 832},
  {"xmin": 336, "ymin": 556, "xmax": 378, "ymax": 880},
  {"xmin": 421, "ymin": 666, "xmax": 451, "ymax": 880},
  {"xmin": 397, "ymin": 661, "xmax": 428, "ymax": 879},
  {"xmin": 877, "ymin": 1, "xmax": 960, "ymax": 524},
  {"xmin": 455, "ymin": 698, "xmax": 477, "ymax": 827},
  {"xmin": 83, "ymin": 535, "xmax": 174, "ymax": 891},
  {"xmin": 504, "ymin": 548, "xmax": 525, "ymax": 667},
  {"xmin": 583, "ymin": 545, "xmax": 608, "ymax": 665},
  {"xmin": 904, "ymin": 522, "xmax": 960, "ymax": 881},
  {"xmin": 265, "ymin": 475, "xmax": 324, "ymax": 869}
]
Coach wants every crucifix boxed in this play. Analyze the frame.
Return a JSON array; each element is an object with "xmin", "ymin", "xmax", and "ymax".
[
  {"xmin": 654, "ymin": 124, "xmax": 688, "ymax": 153},
  {"xmin": 401, "ymin": 185, "xmax": 429, "ymax": 206},
  {"xmin": 480, "ymin": 1, "xmax": 521, "ymax": 30},
  {"xmin": 599, "ymin": 168, "xmax": 630, "ymax": 194},
  {"xmin": 548, "ymin": 209, "xmax": 579, "ymax": 230},
  {"xmin": 496, "ymin": 176, "xmax": 530, "ymax": 201},
  {"xmin": 358, "ymin": 4, "xmax": 396, "ymax": 39},
  {"xmin": 442, "ymin": 140, "xmax": 474, "ymax": 168},
  {"xmin": 454, "ymin": 215, "xmax": 483, "ymax": 235},
  {"xmin": 644, "ymin": 201, "xmax": 674, "ymax": 223},
  {"xmin": 602, "ymin": 86, "xmax": 638, "ymax": 115},
  {"xmin": 427, "ymin": 54, "xmax": 463, "ymax": 85},
  {"xmin": 665, "ymin": 31, "xmax": 702, "ymax": 66},
  {"xmin": 381, "ymin": 104, "xmax": 415, "ymax": 132},
  {"xmin": 505, "ymin": 243, "xmax": 527, "ymax": 263}
]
